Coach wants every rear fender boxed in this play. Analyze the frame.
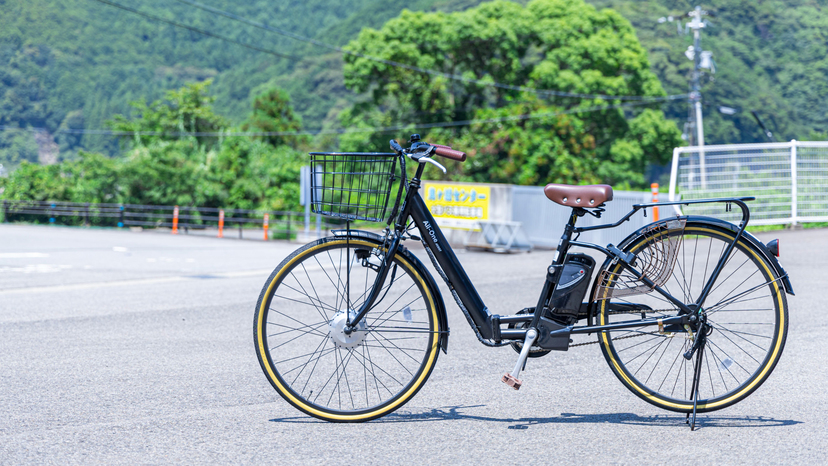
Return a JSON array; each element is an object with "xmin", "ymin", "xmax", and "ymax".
[
  {"xmin": 587, "ymin": 216, "xmax": 795, "ymax": 324},
  {"xmin": 673, "ymin": 217, "xmax": 794, "ymax": 295}
]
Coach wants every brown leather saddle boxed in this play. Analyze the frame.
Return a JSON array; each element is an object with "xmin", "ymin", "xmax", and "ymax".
[{"xmin": 543, "ymin": 184, "xmax": 613, "ymax": 208}]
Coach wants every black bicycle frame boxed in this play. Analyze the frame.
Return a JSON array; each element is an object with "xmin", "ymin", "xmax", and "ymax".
[{"xmin": 348, "ymin": 156, "xmax": 758, "ymax": 346}]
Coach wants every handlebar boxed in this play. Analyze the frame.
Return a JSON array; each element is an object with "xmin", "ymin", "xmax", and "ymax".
[
  {"xmin": 432, "ymin": 145, "xmax": 467, "ymax": 162},
  {"xmin": 389, "ymin": 140, "xmax": 467, "ymax": 162}
]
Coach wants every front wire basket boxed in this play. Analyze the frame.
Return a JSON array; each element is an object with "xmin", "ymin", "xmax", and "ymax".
[
  {"xmin": 309, "ymin": 152, "xmax": 399, "ymax": 222},
  {"xmin": 593, "ymin": 218, "xmax": 687, "ymax": 301}
]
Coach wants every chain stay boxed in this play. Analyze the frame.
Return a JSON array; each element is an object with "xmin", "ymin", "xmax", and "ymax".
[{"xmin": 571, "ymin": 309, "xmax": 677, "ymax": 348}]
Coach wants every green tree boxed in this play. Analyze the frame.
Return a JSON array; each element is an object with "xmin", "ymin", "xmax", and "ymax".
[
  {"xmin": 242, "ymin": 88, "xmax": 305, "ymax": 148},
  {"xmin": 1, "ymin": 80, "xmax": 307, "ymax": 214},
  {"xmin": 108, "ymin": 80, "xmax": 228, "ymax": 150},
  {"xmin": 340, "ymin": 0, "xmax": 682, "ymax": 187}
]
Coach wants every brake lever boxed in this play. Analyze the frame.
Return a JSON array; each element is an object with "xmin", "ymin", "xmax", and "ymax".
[
  {"xmin": 418, "ymin": 156, "xmax": 447, "ymax": 174},
  {"xmin": 405, "ymin": 151, "xmax": 447, "ymax": 174}
]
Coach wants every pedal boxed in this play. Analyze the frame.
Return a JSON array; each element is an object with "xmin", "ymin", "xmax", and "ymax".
[
  {"xmin": 502, "ymin": 328, "xmax": 537, "ymax": 391},
  {"xmin": 502, "ymin": 373, "xmax": 522, "ymax": 390}
]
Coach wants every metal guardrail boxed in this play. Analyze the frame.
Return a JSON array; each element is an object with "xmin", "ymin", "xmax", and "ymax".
[
  {"xmin": 0, "ymin": 200, "xmax": 335, "ymax": 240},
  {"xmin": 669, "ymin": 140, "xmax": 828, "ymax": 226},
  {"xmin": 511, "ymin": 186, "xmax": 651, "ymax": 248}
]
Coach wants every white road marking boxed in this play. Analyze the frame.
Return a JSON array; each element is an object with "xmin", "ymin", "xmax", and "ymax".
[
  {"xmin": 0, "ymin": 264, "xmax": 72, "ymax": 274},
  {"xmin": 0, "ymin": 269, "xmax": 274, "ymax": 295},
  {"xmin": 0, "ymin": 253, "xmax": 50, "ymax": 258}
]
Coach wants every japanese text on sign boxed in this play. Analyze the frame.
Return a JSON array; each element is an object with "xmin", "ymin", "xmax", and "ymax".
[{"xmin": 423, "ymin": 182, "xmax": 490, "ymax": 229}]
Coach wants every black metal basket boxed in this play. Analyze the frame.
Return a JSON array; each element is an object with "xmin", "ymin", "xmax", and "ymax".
[{"xmin": 309, "ymin": 152, "xmax": 399, "ymax": 222}]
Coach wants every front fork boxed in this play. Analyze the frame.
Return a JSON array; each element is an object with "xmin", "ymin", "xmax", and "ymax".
[{"xmin": 344, "ymin": 230, "xmax": 403, "ymax": 334}]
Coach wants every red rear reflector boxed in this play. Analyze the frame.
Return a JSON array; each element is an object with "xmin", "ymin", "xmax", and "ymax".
[{"xmin": 767, "ymin": 239, "xmax": 779, "ymax": 257}]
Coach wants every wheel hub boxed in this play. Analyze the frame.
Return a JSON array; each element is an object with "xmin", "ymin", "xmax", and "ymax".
[{"xmin": 328, "ymin": 310, "xmax": 367, "ymax": 349}]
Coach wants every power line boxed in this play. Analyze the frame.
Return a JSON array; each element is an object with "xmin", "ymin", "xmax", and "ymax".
[
  {"xmin": 89, "ymin": 0, "xmax": 299, "ymax": 61},
  {"xmin": 2, "ymin": 101, "xmax": 656, "ymax": 138},
  {"xmin": 171, "ymin": 0, "xmax": 687, "ymax": 103}
]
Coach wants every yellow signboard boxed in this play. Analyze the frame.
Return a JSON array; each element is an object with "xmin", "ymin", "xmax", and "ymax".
[{"xmin": 423, "ymin": 182, "xmax": 490, "ymax": 229}]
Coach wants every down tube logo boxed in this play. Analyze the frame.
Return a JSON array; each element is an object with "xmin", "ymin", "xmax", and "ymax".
[{"xmin": 423, "ymin": 182, "xmax": 490, "ymax": 229}]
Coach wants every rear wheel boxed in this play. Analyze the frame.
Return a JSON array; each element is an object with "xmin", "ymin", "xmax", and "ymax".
[
  {"xmin": 598, "ymin": 221, "xmax": 788, "ymax": 413},
  {"xmin": 254, "ymin": 236, "xmax": 441, "ymax": 422}
]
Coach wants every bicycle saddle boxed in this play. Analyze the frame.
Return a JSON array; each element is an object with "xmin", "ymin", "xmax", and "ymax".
[{"xmin": 543, "ymin": 184, "xmax": 613, "ymax": 207}]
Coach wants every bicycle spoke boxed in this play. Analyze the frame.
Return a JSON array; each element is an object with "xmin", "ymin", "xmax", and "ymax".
[
  {"xmin": 644, "ymin": 336, "xmax": 676, "ymax": 384},
  {"xmin": 706, "ymin": 344, "xmax": 738, "ymax": 387},
  {"xmin": 350, "ymin": 347, "xmax": 404, "ymax": 389},
  {"xmin": 301, "ymin": 263, "xmax": 330, "ymax": 321},
  {"xmin": 268, "ymin": 308, "xmax": 329, "ymax": 338},
  {"xmin": 374, "ymin": 331, "xmax": 424, "ymax": 364},
  {"xmin": 270, "ymin": 322, "xmax": 328, "ymax": 350},
  {"xmin": 368, "ymin": 333, "xmax": 415, "ymax": 376},
  {"xmin": 338, "ymin": 347, "xmax": 356, "ymax": 410},
  {"xmin": 628, "ymin": 337, "xmax": 669, "ymax": 374},
  {"xmin": 271, "ymin": 291, "xmax": 338, "ymax": 315},
  {"xmin": 705, "ymin": 349, "xmax": 716, "ymax": 398},
  {"xmin": 709, "ymin": 325, "xmax": 765, "ymax": 363},
  {"xmin": 268, "ymin": 320, "xmax": 328, "ymax": 337},
  {"xmin": 658, "ymin": 340, "xmax": 686, "ymax": 392},
  {"xmin": 707, "ymin": 339, "xmax": 752, "ymax": 376},
  {"xmin": 288, "ymin": 271, "xmax": 330, "ymax": 323}
]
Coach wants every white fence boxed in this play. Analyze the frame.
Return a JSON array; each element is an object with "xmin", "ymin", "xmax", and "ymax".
[{"xmin": 669, "ymin": 140, "xmax": 828, "ymax": 226}]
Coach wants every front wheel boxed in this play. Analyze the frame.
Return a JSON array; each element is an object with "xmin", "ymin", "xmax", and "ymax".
[
  {"xmin": 254, "ymin": 236, "xmax": 441, "ymax": 422},
  {"xmin": 597, "ymin": 220, "xmax": 788, "ymax": 413}
]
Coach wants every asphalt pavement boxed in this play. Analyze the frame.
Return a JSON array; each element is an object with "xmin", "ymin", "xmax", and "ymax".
[{"xmin": 0, "ymin": 223, "xmax": 825, "ymax": 464}]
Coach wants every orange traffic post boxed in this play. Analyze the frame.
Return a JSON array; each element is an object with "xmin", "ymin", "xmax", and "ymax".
[
  {"xmin": 651, "ymin": 183, "xmax": 660, "ymax": 221},
  {"xmin": 263, "ymin": 213, "xmax": 269, "ymax": 241},
  {"xmin": 172, "ymin": 205, "xmax": 180, "ymax": 234},
  {"xmin": 218, "ymin": 209, "xmax": 225, "ymax": 238}
]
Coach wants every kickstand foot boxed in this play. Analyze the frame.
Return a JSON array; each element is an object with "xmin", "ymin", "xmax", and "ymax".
[{"xmin": 690, "ymin": 396, "xmax": 698, "ymax": 431}]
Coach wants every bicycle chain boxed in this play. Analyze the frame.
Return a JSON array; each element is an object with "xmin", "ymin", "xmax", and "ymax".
[
  {"xmin": 570, "ymin": 331, "xmax": 658, "ymax": 347},
  {"xmin": 570, "ymin": 309, "xmax": 673, "ymax": 348}
]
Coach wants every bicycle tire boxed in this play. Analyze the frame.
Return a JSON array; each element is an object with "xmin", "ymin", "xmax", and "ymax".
[
  {"xmin": 254, "ymin": 236, "xmax": 441, "ymax": 422},
  {"xmin": 597, "ymin": 220, "xmax": 788, "ymax": 413}
]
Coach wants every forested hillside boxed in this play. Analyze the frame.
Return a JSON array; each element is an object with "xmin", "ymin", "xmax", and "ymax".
[
  {"xmin": 0, "ymin": 0, "xmax": 475, "ymax": 166},
  {"xmin": 593, "ymin": 0, "xmax": 828, "ymax": 144},
  {"xmin": 1, "ymin": 0, "xmax": 826, "ymax": 171}
]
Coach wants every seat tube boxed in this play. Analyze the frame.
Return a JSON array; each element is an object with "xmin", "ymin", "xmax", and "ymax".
[{"xmin": 529, "ymin": 208, "xmax": 579, "ymax": 328}]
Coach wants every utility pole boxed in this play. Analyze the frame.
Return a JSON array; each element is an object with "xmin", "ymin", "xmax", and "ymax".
[{"xmin": 686, "ymin": 6, "xmax": 710, "ymax": 187}]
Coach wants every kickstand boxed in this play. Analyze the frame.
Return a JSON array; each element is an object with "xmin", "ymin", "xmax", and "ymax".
[{"xmin": 688, "ymin": 338, "xmax": 706, "ymax": 431}]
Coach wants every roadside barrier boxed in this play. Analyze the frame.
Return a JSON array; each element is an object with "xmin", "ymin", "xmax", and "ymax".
[
  {"xmin": 651, "ymin": 183, "xmax": 659, "ymax": 221},
  {"xmin": 0, "ymin": 199, "xmax": 334, "ymax": 241},
  {"xmin": 218, "ymin": 210, "xmax": 225, "ymax": 238},
  {"xmin": 172, "ymin": 205, "xmax": 180, "ymax": 234}
]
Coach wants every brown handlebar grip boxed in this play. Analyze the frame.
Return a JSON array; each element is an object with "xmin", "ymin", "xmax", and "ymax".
[{"xmin": 434, "ymin": 146, "xmax": 467, "ymax": 162}]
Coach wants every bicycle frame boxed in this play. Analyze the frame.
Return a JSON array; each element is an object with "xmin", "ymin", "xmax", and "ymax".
[{"xmin": 346, "ymin": 154, "xmax": 764, "ymax": 350}]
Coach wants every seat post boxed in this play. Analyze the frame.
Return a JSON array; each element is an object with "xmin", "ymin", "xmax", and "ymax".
[{"xmin": 557, "ymin": 208, "xmax": 584, "ymax": 261}]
